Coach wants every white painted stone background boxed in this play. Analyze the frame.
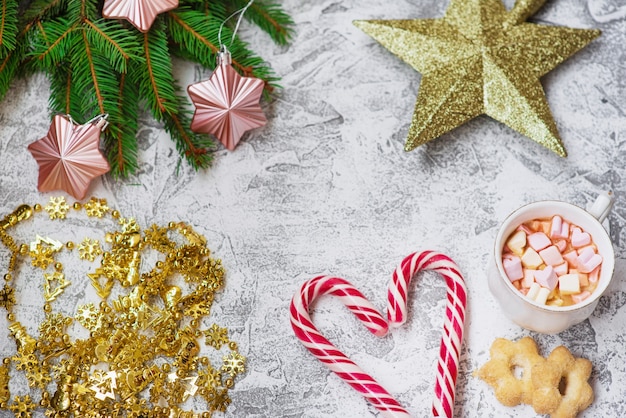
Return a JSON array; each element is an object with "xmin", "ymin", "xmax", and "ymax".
[{"xmin": 1, "ymin": 0, "xmax": 626, "ymax": 416}]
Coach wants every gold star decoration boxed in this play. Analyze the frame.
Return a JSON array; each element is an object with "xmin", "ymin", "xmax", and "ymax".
[{"xmin": 354, "ymin": 0, "xmax": 600, "ymax": 156}]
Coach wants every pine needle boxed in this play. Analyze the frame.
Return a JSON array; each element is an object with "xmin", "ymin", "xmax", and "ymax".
[{"xmin": 0, "ymin": 0, "xmax": 293, "ymax": 177}]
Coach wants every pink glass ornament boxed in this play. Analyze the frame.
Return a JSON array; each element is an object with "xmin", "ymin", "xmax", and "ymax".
[
  {"xmin": 28, "ymin": 114, "xmax": 110, "ymax": 200},
  {"xmin": 188, "ymin": 50, "xmax": 267, "ymax": 151},
  {"xmin": 102, "ymin": 0, "xmax": 178, "ymax": 33}
]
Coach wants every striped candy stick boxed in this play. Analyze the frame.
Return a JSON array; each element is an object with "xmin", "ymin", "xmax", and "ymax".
[
  {"xmin": 387, "ymin": 251, "xmax": 468, "ymax": 418},
  {"xmin": 290, "ymin": 276, "xmax": 410, "ymax": 418}
]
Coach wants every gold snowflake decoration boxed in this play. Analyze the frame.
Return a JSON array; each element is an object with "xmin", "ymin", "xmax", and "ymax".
[
  {"xmin": 44, "ymin": 196, "xmax": 70, "ymax": 220},
  {"xmin": 211, "ymin": 388, "xmax": 232, "ymax": 413},
  {"xmin": 29, "ymin": 243, "xmax": 55, "ymax": 269},
  {"xmin": 78, "ymin": 238, "xmax": 103, "ymax": 261},
  {"xmin": 0, "ymin": 284, "xmax": 16, "ymax": 310},
  {"xmin": 75, "ymin": 303, "xmax": 100, "ymax": 331},
  {"xmin": 205, "ymin": 324, "xmax": 229, "ymax": 349},
  {"xmin": 9, "ymin": 394, "xmax": 36, "ymax": 417},
  {"xmin": 13, "ymin": 351, "xmax": 38, "ymax": 372},
  {"xmin": 38, "ymin": 313, "xmax": 72, "ymax": 355},
  {"xmin": 198, "ymin": 366, "xmax": 222, "ymax": 394},
  {"xmin": 25, "ymin": 364, "xmax": 51, "ymax": 389},
  {"xmin": 221, "ymin": 351, "xmax": 246, "ymax": 377},
  {"xmin": 83, "ymin": 197, "xmax": 110, "ymax": 218},
  {"xmin": 144, "ymin": 224, "xmax": 174, "ymax": 252},
  {"xmin": 118, "ymin": 217, "xmax": 139, "ymax": 233}
]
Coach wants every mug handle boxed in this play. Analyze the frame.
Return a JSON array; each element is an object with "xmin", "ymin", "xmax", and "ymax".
[{"xmin": 587, "ymin": 191, "xmax": 614, "ymax": 223}]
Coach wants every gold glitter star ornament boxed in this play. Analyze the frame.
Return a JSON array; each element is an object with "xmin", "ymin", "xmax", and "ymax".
[{"xmin": 353, "ymin": 0, "xmax": 601, "ymax": 156}]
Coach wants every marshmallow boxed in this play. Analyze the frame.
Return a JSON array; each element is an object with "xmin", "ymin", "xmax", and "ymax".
[
  {"xmin": 576, "ymin": 244, "xmax": 597, "ymax": 254},
  {"xmin": 527, "ymin": 282, "xmax": 541, "ymax": 300},
  {"xmin": 576, "ymin": 247, "xmax": 602, "ymax": 273},
  {"xmin": 539, "ymin": 245, "xmax": 564, "ymax": 266},
  {"xmin": 534, "ymin": 266, "xmax": 558, "ymax": 290},
  {"xmin": 563, "ymin": 250, "xmax": 578, "ymax": 266},
  {"xmin": 503, "ymin": 215, "xmax": 602, "ymax": 307},
  {"xmin": 550, "ymin": 215, "xmax": 570, "ymax": 239},
  {"xmin": 558, "ymin": 274, "xmax": 580, "ymax": 295},
  {"xmin": 522, "ymin": 269, "xmax": 536, "ymax": 288},
  {"xmin": 527, "ymin": 232, "xmax": 551, "ymax": 251},
  {"xmin": 506, "ymin": 230, "xmax": 527, "ymax": 256},
  {"xmin": 550, "ymin": 215, "xmax": 562, "ymax": 238},
  {"xmin": 554, "ymin": 239, "xmax": 567, "ymax": 252},
  {"xmin": 571, "ymin": 291, "xmax": 591, "ymax": 304},
  {"xmin": 521, "ymin": 247, "xmax": 543, "ymax": 269},
  {"xmin": 571, "ymin": 227, "xmax": 591, "ymax": 248},
  {"xmin": 534, "ymin": 287, "xmax": 551, "ymax": 305},
  {"xmin": 553, "ymin": 262, "xmax": 569, "ymax": 276},
  {"xmin": 568, "ymin": 269, "xmax": 589, "ymax": 287},
  {"xmin": 503, "ymin": 256, "xmax": 523, "ymax": 281}
]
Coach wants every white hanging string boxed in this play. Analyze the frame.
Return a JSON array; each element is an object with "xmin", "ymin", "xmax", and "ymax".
[{"xmin": 218, "ymin": 0, "xmax": 255, "ymax": 49}]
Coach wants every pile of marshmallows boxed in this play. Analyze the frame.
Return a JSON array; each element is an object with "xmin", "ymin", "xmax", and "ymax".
[{"xmin": 502, "ymin": 215, "xmax": 603, "ymax": 306}]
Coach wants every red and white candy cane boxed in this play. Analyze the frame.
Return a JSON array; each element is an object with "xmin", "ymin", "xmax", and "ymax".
[
  {"xmin": 290, "ymin": 276, "xmax": 410, "ymax": 418},
  {"xmin": 387, "ymin": 251, "xmax": 468, "ymax": 418}
]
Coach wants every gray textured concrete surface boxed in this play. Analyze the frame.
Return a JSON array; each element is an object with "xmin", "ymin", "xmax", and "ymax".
[{"xmin": 1, "ymin": 0, "xmax": 626, "ymax": 416}]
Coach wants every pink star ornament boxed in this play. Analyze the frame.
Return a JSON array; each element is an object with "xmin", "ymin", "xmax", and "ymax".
[
  {"xmin": 103, "ymin": 0, "xmax": 178, "ymax": 33},
  {"xmin": 28, "ymin": 115, "xmax": 110, "ymax": 200},
  {"xmin": 188, "ymin": 52, "xmax": 267, "ymax": 151}
]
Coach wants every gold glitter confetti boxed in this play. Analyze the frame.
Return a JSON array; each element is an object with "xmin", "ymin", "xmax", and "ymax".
[
  {"xmin": 0, "ymin": 197, "xmax": 245, "ymax": 416},
  {"xmin": 353, "ymin": 0, "xmax": 600, "ymax": 156}
]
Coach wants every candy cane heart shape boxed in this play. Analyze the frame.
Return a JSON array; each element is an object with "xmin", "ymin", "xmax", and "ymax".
[
  {"xmin": 387, "ymin": 251, "xmax": 468, "ymax": 418},
  {"xmin": 290, "ymin": 276, "xmax": 410, "ymax": 418}
]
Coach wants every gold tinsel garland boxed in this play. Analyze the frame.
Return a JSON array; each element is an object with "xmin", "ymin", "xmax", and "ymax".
[{"xmin": 0, "ymin": 196, "xmax": 246, "ymax": 417}]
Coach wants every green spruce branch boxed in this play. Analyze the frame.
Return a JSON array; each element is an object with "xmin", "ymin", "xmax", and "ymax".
[{"xmin": 0, "ymin": 0, "xmax": 294, "ymax": 178}]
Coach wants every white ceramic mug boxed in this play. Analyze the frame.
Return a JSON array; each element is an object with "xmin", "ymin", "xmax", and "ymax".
[{"xmin": 488, "ymin": 192, "xmax": 615, "ymax": 334}]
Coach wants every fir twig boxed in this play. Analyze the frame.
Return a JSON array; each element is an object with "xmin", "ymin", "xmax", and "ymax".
[{"xmin": 0, "ymin": 0, "xmax": 293, "ymax": 177}]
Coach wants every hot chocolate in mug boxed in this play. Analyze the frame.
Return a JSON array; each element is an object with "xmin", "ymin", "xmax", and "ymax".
[{"xmin": 488, "ymin": 192, "xmax": 615, "ymax": 334}]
